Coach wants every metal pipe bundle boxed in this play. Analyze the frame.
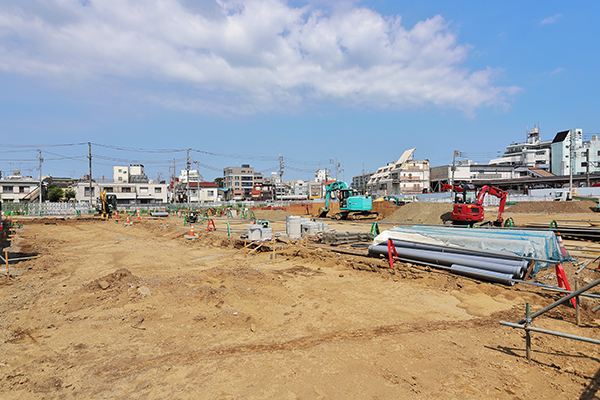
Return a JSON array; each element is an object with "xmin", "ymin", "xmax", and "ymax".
[
  {"xmin": 390, "ymin": 239, "xmax": 521, "ymax": 262},
  {"xmin": 149, "ymin": 212, "xmax": 169, "ymax": 217},
  {"xmin": 450, "ymin": 264, "xmax": 515, "ymax": 286},
  {"xmin": 368, "ymin": 244, "xmax": 528, "ymax": 281}
]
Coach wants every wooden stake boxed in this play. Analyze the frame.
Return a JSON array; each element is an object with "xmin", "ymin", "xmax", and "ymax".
[
  {"xmin": 525, "ymin": 302, "xmax": 531, "ymax": 362},
  {"xmin": 576, "ymin": 279, "xmax": 581, "ymax": 327},
  {"xmin": 272, "ymin": 234, "xmax": 275, "ymax": 265},
  {"xmin": 4, "ymin": 250, "xmax": 8, "ymax": 279}
]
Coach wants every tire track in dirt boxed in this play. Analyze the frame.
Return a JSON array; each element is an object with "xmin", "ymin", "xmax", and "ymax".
[{"xmin": 96, "ymin": 313, "xmax": 508, "ymax": 380}]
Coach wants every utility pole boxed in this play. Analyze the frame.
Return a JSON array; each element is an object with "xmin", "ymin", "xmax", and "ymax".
[
  {"xmin": 569, "ymin": 130, "xmax": 575, "ymax": 195},
  {"xmin": 88, "ymin": 142, "xmax": 93, "ymax": 204},
  {"xmin": 37, "ymin": 150, "xmax": 43, "ymax": 213},
  {"xmin": 587, "ymin": 148, "xmax": 590, "ymax": 187},
  {"xmin": 195, "ymin": 161, "xmax": 200, "ymax": 207},
  {"xmin": 362, "ymin": 163, "xmax": 366, "ymax": 194},
  {"xmin": 450, "ymin": 150, "xmax": 459, "ymax": 202},
  {"xmin": 330, "ymin": 158, "xmax": 339, "ymax": 181},
  {"xmin": 278, "ymin": 153, "xmax": 285, "ymax": 179},
  {"xmin": 186, "ymin": 149, "xmax": 191, "ymax": 207}
]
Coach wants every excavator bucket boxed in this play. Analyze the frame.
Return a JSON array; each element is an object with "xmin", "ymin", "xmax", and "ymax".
[{"xmin": 317, "ymin": 207, "xmax": 329, "ymax": 218}]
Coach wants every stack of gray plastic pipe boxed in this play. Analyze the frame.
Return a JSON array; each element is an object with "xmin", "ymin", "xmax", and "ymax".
[{"xmin": 368, "ymin": 240, "xmax": 529, "ymax": 285}]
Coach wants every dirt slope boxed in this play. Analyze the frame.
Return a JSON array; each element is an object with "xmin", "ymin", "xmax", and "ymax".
[
  {"xmin": 507, "ymin": 200, "xmax": 597, "ymax": 214},
  {"xmin": 382, "ymin": 202, "xmax": 453, "ymax": 225}
]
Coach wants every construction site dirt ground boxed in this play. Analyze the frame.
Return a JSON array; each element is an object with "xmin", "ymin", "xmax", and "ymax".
[{"xmin": 2, "ymin": 205, "xmax": 600, "ymax": 399}]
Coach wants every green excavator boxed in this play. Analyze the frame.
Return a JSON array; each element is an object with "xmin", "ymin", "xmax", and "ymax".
[{"xmin": 317, "ymin": 181, "xmax": 378, "ymax": 220}]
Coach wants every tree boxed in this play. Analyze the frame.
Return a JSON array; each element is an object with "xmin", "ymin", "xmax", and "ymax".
[
  {"xmin": 64, "ymin": 189, "xmax": 76, "ymax": 201},
  {"xmin": 48, "ymin": 185, "xmax": 64, "ymax": 202},
  {"xmin": 214, "ymin": 177, "xmax": 224, "ymax": 188}
]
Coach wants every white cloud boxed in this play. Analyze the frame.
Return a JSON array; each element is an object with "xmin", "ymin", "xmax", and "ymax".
[
  {"xmin": 540, "ymin": 14, "xmax": 562, "ymax": 25},
  {"xmin": 0, "ymin": 0, "xmax": 519, "ymax": 115}
]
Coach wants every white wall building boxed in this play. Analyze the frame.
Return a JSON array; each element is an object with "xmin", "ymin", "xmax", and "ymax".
[
  {"xmin": 113, "ymin": 166, "xmax": 129, "ymax": 183},
  {"xmin": 489, "ymin": 125, "xmax": 552, "ymax": 171},
  {"xmin": 0, "ymin": 171, "xmax": 43, "ymax": 203},
  {"xmin": 188, "ymin": 182, "xmax": 219, "ymax": 203},
  {"xmin": 366, "ymin": 148, "xmax": 430, "ymax": 196},
  {"xmin": 74, "ymin": 181, "xmax": 168, "ymax": 204},
  {"xmin": 178, "ymin": 169, "xmax": 204, "ymax": 183},
  {"xmin": 315, "ymin": 169, "xmax": 329, "ymax": 183},
  {"xmin": 550, "ymin": 129, "xmax": 591, "ymax": 176}
]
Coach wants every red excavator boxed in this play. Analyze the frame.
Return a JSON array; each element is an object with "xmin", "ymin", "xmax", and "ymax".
[{"xmin": 449, "ymin": 184, "xmax": 507, "ymax": 226}]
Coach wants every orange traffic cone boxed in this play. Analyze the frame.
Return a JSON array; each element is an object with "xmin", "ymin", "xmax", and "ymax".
[
  {"xmin": 125, "ymin": 216, "xmax": 132, "ymax": 226},
  {"xmin": 185, "ymin": 223, "xmax": 198, "ymax": 239},
  {"xmin": 136, "ymin": 209, "xmax": 141, "ymax": 220},
  {"xmin": 115, "ymin": 210, "xmax": 119, "ymax": 217},
  {"xmin": 556, "ymin": 232, "xmax": 567, "ymax": 257}
]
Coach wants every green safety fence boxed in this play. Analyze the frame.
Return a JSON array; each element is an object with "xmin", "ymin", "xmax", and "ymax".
[{"xmin": 370, "ymin": 222, "xmax": 380, "ymax": 236}]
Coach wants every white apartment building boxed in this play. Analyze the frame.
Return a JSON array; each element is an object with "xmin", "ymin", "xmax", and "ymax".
[
  {"xmin": 489, "ymin": 125, "xmax": 552, "ymax": 171},
  {"xmin": 74, "ymin": 181, "xmax": 168, "ymax": 204},
  {"xmin": 366, "ymin": 148, "xmax": 430, "ymax": 196},
  {"xmin": 0, "ymin": 171, "xmax": 43, "ymax": 203}
]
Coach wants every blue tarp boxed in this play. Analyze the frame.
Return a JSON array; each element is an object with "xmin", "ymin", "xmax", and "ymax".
[{"xmin": 373, "ymin": 225, "xmax": 572, "ymax": 276}]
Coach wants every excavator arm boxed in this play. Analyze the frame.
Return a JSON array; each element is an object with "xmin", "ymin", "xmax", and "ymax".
[
  {"xmin": 475, "ymin": 185, "xmax": 507, "ymax": 225},
  {"xmin": 318, "ymin": 181, "xmax": 349, "ymax": 217},
  {"xmin": 441, "ymin": 184, "xmax": 463, "ymax": 192}
]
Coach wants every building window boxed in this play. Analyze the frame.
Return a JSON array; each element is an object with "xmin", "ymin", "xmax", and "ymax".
[
  {"xmin": 207, "ymin": 190, "xmax": 214, "ymax": 196},
  {"xmin": 122, "ymin": 187, "xmax": 131, "ymax": 193},
  {"xmin": 140, "ymin": 187, "xmax": 148, "ymax": 194},
  {"xmin": 2, "ymin": 186, "xmax": 12, "ymax": 193},
  {"xmin": 154, "ymin": 187, "xmax": 161, "ymax": 193},
  {"xmin": 84, "ymin": 187, "xmax": 95, "ymax": 196},
  {"xmin": 104, "ymin": 187, "xmax": 113, "ymax": 193},
  {"xmin": 19, "ymin": 186, "xmax": 27, "ymax": 193},
  {"xmin": 118, "ymin": 177, "xmax": 123, "ymax": 182}
]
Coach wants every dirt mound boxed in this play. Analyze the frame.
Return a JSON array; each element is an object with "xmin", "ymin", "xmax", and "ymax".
[
  {"xmin": 89, "ymin": 268, "xmax": 140, "ymax": 291},
  {"xmin": 382, "ymin": 202, "xmax": 453, "ymax": 225},
  {"xmin": 250, "ymin": 209, "xmax": 295, "ymax": 220},
  {"xmin": 507, "ymin": 200, "xmax": 597, "ymax": 214}
]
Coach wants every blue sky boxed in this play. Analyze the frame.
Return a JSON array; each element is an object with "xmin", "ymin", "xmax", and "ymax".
[{"xmin": 1, "ymin": 0, "xmax": 599, "ymax": 183}]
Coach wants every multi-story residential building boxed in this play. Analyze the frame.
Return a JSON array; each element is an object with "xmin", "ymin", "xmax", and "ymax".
[
  {"xmin": 0, "ymin": 171, "xmax": 44, "ymax": 204},
  {"xmin": 113, "ymin": 164, "xmax": 150, "ymax": 184},
  {"xmin": 187, "ymin": 182, "xmax": 218, "ymax": 203},
  {"xmin": 178, "ymin": 169, "xmax": 204, "ymax": 183},
  {"xmin": 351, "ymin": 172, "xmax": 374, "ymax": 193},
  {"xmin": 315, "ymin": 169, "xmax": 329, "ymax": 183},
  {"xmin": 308, "ymin": 181, "xmax": 323, "ymax": 199},
  {"xmin": 113, "ymin": 166, "xmax": 130, "ymax": 183},
  {"xmin": 579, "ymin": 135, "xmax": 600, "ymax": 174},
  {"xmin": 366, "ymin": 148, "xmax": 430, "ymax": 196},
  {"xmin": 489, "ymin": 126, "xmax": 600, "ymax": 178},
  {"xmin": 489, "ymin": 124, "xmax": 552, "ymax": 171},
  {"xmin": 264, "ymin": 172, "xmax": 290, "ymax": 200},
  {"xmin": 74, "ymin": 181, "xmax": 168, "ymax": 204},
  {"xmin": 549, "ymin": 128, "xmax": 600, "ymax": 176},
  {"xmin": 222, "ymin": 164, "xmax": 264, "ymax": 200},
  {"xmin": 291, "ymin": 180, "xmax": 308, "ymax": 198},
  {"xmin": 429, "ymin": 162, "xmax": 521, "ymax": 192}
]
